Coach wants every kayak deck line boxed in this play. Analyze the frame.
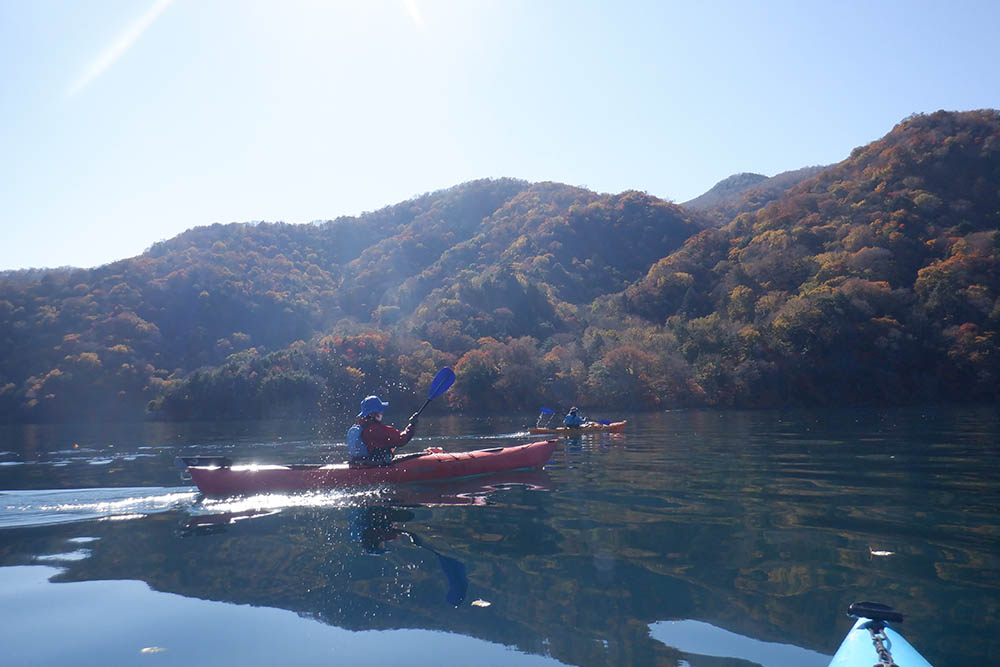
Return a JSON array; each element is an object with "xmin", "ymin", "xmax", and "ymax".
[{"xmin": 828, "ymin": 601, "xmax": 933, "ymax": 667}]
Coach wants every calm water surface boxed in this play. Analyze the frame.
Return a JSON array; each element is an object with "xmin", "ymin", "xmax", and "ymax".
[{"xmin": 0, "ymin": 407, "xmax": 997, "ymax": 666}]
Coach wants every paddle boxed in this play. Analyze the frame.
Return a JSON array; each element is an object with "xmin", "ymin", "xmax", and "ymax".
[
  {"xmin": 536, "ymin": 407, "xmax": 555, "ymax": 428},
  {"xmin": 403, "ymin": 530, "xmax": 468, "ymax": 606},
  {"xmin": 411, "ymin": 367, "xmax": 456, "ymax": 420}
]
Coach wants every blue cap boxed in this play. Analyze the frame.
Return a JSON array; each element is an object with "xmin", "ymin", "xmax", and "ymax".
[{"xmin": 358, "ymin": 395, "xmax": 389, "ymax": 418}]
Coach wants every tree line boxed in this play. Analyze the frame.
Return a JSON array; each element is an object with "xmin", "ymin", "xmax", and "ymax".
[{"xmin": 1, "ymin": 110, "xmax": 997, "ymax": 422}]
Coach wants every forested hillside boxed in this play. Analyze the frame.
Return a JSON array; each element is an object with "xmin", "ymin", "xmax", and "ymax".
[
  {"xmin": 0, "ymin": 178, "xmax": 709, "ymax": 421},
  {"xmin": 1, "ymin": 110, "xmax": 997, "ymax": 422},
  {"xmin": 682, "ymin": 166, "xmax": 829, "ymax": 223},
  {"xmin": 622, "ymin": 109, "xmax": 1000, "ymax": 405}
]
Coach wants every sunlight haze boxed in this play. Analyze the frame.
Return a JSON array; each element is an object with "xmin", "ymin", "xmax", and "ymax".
[{"xmin": 1, "ymin": 0, "xmax": 998, "ymax": 269}]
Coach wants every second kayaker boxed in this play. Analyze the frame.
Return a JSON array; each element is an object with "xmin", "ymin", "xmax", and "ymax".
[
  {"xmin": 347, "ymin": 395, "xmax": 419, "ymax": 465},
  {"xmin": 564, "ymin": 407, "xmax": 587, "ymax": 428}
]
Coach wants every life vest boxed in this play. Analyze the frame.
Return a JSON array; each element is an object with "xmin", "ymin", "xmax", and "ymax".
[{"xmin": 346, "ymin": 423, "xmax": 367, "ymax": 459}]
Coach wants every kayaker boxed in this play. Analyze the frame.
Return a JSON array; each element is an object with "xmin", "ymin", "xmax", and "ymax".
[
  {"xmin": 348, "ymin": 395, "xmax": 419, "ymax": 465},
  {"xmin": 564, "ymin": 407, "xmax": 587, "ymax": 428}
]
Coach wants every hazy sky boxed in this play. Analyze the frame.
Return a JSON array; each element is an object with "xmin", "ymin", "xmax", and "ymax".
[{"xmin": 2, "ymin": 0, "xmax": 998, "ymax": 270}]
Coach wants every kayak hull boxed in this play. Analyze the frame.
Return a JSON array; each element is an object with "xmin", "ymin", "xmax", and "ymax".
[
  {"xmin": 529, "ymin": 420, "xmax": 627, "ymax": 435},
  {"xmin": 828, "ymin": 617, "xmax": 932, "ymax": 667},
  {"xmin": 185, "ymin": 439, "xmax": 558, "ymax": 496}
]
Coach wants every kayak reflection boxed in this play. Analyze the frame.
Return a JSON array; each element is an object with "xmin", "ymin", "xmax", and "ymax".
[
  {"xmin": 349, "ymin": 504, "xmax": 468, "ymax": 607},
  {"xmin": 563, "ymin": 432, "xmax": 625, "ymax": 452},
  {"xmin": 179, "ymin": 508, "xmax": 280, "ymax": 537},
  {"xmin": 389, "ymin": 467, "xmax": 551, "ymax": 506},
  {"xmin": 338, "ymin": 469, "xmax": 551, "ymax": 606},
  {"xmin": 177, "ymin": 469, "xmax": 551, "ymax": 607}
]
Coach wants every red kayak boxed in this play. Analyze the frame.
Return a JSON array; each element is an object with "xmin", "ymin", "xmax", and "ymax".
[{"xmin": 179, "ymin": 440, "xmax": 558, "ymax": 496}]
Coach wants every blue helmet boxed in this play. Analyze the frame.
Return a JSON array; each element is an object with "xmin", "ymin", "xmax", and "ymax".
[{"xmin": 358, "ymin": 395, "xmax": 389, "ymax": 418}]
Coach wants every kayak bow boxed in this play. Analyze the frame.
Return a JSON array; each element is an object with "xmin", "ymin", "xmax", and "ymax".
[{"xmin": 828, "ymin": 602, "xmax": 932, "ymax": 667}]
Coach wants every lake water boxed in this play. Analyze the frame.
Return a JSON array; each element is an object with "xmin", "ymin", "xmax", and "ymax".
[{"xmin": 0, "ymin": 406, "xmax": 997, "ymax": 666}]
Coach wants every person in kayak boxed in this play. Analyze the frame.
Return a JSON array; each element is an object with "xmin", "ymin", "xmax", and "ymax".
[
  {"xmin": 564, "ymin": 407, "xmax": 587, "ymax": 428},
  {"xmin": 347, "ymin": 395, "xmax": 418, "ymax": 465}
]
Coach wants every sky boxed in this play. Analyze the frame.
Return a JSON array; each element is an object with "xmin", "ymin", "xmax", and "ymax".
[{"xmin": 1, "ymin": 0, "xmax": 998, "ymax": 270}]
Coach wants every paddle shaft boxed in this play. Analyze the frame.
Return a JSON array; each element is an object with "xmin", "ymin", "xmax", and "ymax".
[{"xmin": 412, "ymin": 396, "xmax": 434, "ymax": 420}]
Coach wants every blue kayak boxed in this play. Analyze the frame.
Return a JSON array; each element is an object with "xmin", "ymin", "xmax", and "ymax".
[{"xmin": 828, "ymin": 602, "xmax": 932, "ymax": 666}]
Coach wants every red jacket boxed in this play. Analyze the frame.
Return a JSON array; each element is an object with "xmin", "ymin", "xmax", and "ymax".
[{"xmin": 361, "ymin": 420, "xmax": 415, "ymax": 453}]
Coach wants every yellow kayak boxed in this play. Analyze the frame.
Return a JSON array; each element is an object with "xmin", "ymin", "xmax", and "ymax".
[{"xmin": 529, "ymin": 420, "xmax": 627, "ymax": 435}]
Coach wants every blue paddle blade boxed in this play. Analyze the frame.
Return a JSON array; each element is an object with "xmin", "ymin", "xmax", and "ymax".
[
  {"xmin": 436, "ymin": 553, "xmax": 468, "ymax": 606},
  {"xmin": 428, "ymin": 367, "xmax": 456, "ymax": 399},
  {"xmin": 540, "ymin": 407, "xmax": 554, "ymax": 414}
]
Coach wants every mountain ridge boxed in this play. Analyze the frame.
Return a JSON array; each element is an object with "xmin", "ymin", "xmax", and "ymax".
[
  {"xmin": 1, "ymin": 109, "xmax": 997, "ymax": 421},
  {"xmin": 682, "ymin": 165, "xmax": 830, "ymax": 222}
]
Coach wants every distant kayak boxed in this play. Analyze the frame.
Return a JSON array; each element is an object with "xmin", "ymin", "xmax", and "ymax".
[
  {"xmin": 529, "ymin": 420, "xmax": 627, "ymax": 435},
  {"xmin": 177, "ymin": 439, "xmax": 558, "ymax": 496},
  {"xmin": 829, "ymin": 602, "xmax": 932, "ymax": 667}
]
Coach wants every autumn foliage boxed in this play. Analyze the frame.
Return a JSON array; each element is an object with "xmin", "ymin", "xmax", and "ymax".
[{"xmin": 1, "ymin": 111, "xmax": 998, "ymax": 422}]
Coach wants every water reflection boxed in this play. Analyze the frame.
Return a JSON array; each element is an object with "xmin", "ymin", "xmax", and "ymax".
[
  {"xmin": 177, "ymin": 494, "xmax": 475, "ymax": 608},
  {"xmin": 179, "ymin": 508, "xmax": 280, "ymax": 537},
  {"xmin": 166, "ymin": 471, "xmax": 550, "ymax": 616},
  {"xmin": 563, "ymin": 432, "xmax": 626, "ymax": 452},
  {"xmin": 649, "ymin": 618, "xmax": 830, "ymax": 666},
  {"xmin": 1, "ymin": 408, "xmax": 998, "ymax": 667},
  {"xmin": 349, "ymin": 505, "xmax": 468, "ymax": 606}
]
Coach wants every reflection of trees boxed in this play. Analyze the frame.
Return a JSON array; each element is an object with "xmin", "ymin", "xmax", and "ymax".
[
  {"xmin": 31, "ymin": 417, "xmax": 998, "ymax": 667},
  {"xmin": 41, "ymin": 490, "xmax": 685, "ymax": 665}
]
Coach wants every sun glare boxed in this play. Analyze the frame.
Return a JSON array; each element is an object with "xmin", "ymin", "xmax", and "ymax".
[
  {"xmin": 67, "ymin": 0, "xmax": 174, "ymax": 97},
  {"xmin": 403, "ymin": 0, "xmax": 425, "ymax": 31}
]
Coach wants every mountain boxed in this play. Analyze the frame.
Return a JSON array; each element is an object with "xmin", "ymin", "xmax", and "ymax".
[
  {"xmin": 1, "ymin": 110, "xmax": 997, "ymax": 422},
  {"xmin": 623, "ymin": 109, "xmax": 1000, "ymax": 405},
  {"xmin": 681, "ymin": 172, "xmax": 769, "ymax": 210},
  {"xmin": 0, "ymin": 179, "xmax": 711, "ymax": 421},
  {"xmin": 682, "ymin": 166, "xmax": 829, "ymax": 223},
  {"xmin": 397, "ymin": 185, "xmax": 711, "ymax": 351}
]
